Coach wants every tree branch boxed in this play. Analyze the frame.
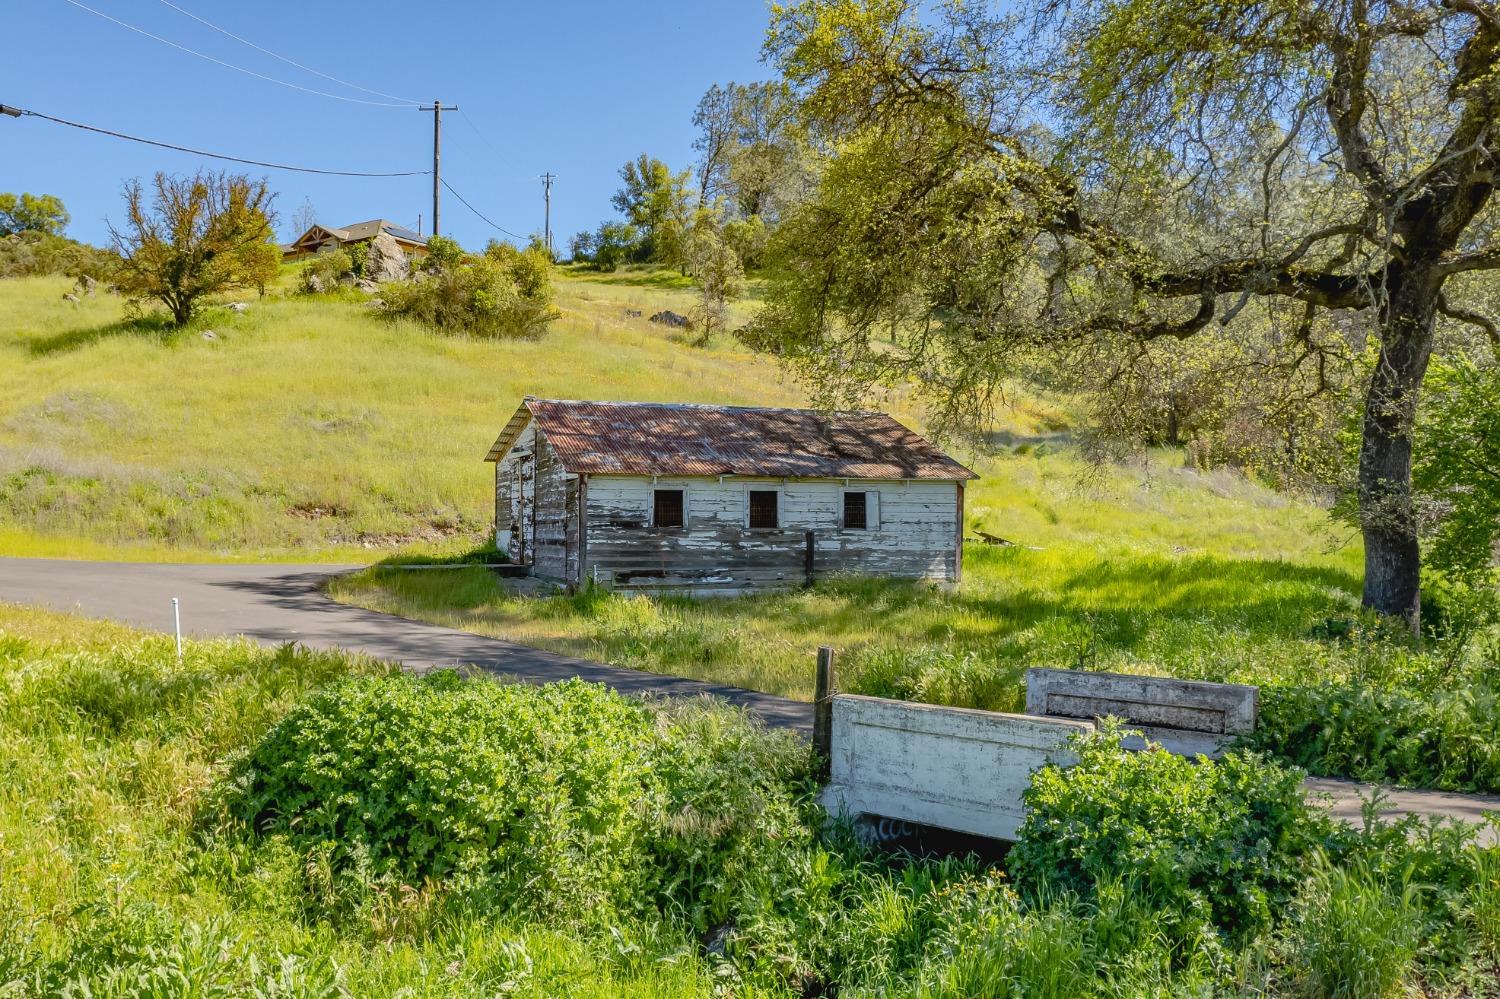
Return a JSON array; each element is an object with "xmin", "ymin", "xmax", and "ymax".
[
  {"xmin": 1324, "ymin": 2, "xmax": 1396, "ymax": 204},
  {"xmin": 1437, "ymin": 291, "xmax": 1500, "ymax": 348},
  {"xmin": 1434, "ymin": 244, "xmax": 1500, "ymax": 276}
]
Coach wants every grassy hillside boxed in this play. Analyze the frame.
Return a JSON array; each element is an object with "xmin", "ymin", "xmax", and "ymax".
[
  {"xmin": 0, "ymin": 268, "xmax": 829, "ymax": 559},
  {"xmin": 0, "ymin": 265, "xmax": 1332, "ymax": 567}
]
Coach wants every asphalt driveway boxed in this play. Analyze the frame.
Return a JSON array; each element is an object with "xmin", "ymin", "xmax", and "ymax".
[{"xmin": 0, "ymin": 557, "xmax": 814, "ymax": 730}]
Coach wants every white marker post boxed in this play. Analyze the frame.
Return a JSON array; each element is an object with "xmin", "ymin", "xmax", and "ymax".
[{"xmin": 172, "ymin": 597, "xmax": 182, "ymax": 662}]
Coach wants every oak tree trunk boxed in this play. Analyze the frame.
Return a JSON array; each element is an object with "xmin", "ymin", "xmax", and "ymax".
[{"xmin": 1357, "ymin": 269, "xmax": 1437, "ymax": 630}]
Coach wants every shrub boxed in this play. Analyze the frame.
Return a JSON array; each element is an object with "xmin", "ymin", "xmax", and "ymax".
[
  {"xmin": 1253, "ymin": 663, "xmax": 1500, "ymax": 793},
  {"xmin": 380, "ymin": 239, "xmax": 559, "ymax": 338},
  {"xmin": 299, "ymin": 248, "xmax": 353, "ymax": 292},
  {"xmin": 0, "ymin": 230, "xmax": 116, "ymax": 280},
  {"xmin": 225, "ymin": 673, "xmax": 657, "ymax": 921},
  {"xmin": 1008, "ymin": 726, "xmax": 1337, "ymax": 941},
  {"xmin": 223, "ymin": 671, "xmax": 821, "ymax": 945}
]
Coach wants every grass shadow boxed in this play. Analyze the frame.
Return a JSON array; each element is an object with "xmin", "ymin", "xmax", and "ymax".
[
  {"xmin": 369, "ymin": 540, "xmax": 509, "ymax": 568},
  {"xmin": 27, "ymin": 314, "xmax": 181, "ymax": 356}
]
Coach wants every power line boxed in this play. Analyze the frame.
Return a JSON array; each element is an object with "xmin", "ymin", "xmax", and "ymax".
[
  {"xmin": 154, "ymin": 0, "xmax": 423, "ymax": 106},
  {"xmin": 10, "ymin": 105, "xmax": 430, "ymax": 177},
  {"xmin": 439, "ymin": 178, "xmax": 527, "ymax": 241},
  {"xmin": 458, "ymin": 108, "xmax": 505, "ymax": 163},
  {"xmin": 58, "ymin": 0, "xmax": 420, "ymax": 108}
]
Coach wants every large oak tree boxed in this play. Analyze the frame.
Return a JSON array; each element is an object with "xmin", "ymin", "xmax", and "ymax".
[{"xmin": 751, "ymin": 0, "xmax": 1500, "ymax": 627}]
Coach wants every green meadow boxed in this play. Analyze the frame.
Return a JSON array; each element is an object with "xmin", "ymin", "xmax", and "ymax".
[{"xmin": 0, "ymin": 267, "xmax": 811, "ymax": 560}]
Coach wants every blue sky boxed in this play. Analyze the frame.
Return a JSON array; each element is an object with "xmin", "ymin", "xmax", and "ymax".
[{"xmin": 3, "ymin": 1, "xmax": 775, "ymax": 249}]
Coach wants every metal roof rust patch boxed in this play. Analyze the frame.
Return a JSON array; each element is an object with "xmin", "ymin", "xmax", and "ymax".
[{"xmin": 484, "ymin": 398, "xmax": 976, "ymax": 481}]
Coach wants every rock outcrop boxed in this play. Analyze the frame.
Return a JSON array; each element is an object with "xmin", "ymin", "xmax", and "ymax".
[
  {"xmin": 649, "ymin": 310, "xmax": 691, "ymax": 328},
  {"xmin": 364, "ymin": 231, "xmax": 410, "ymax": 283}
]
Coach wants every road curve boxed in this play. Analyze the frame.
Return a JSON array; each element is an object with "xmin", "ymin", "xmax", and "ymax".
[{"xmin": 0, "ymin": 557, "xmax": 814, "ymax": 731}]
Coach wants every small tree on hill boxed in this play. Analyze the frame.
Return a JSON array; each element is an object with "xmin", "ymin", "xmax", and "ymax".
[
  {"xmin": 0, "ymin": 192, "xmax": 69, "ymax": 236},
  {"xmin": 689, "ymin": 219, "xmax": 745, "ymax": 344},
  {"xmin": 109, "ymin": 171, "xmax": 278, "ymax": 326}
]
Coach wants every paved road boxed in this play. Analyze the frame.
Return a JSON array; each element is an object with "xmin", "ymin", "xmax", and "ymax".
[
  {"xmin": 1, "ymin": 557, "xmax": 1496, "ymax": 841},
  {"xmin": 0, "ymin": 557, "xmax": 813, "ymax": 731}
]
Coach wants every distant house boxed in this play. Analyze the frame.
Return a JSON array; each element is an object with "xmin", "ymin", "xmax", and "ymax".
[
  {"xmin": 281, "ymin": 219, "xmax": 428, "ymax": 261},
  {"xmin": 484, "ymin": 397, "xmax": 977, "ymax": 595}
]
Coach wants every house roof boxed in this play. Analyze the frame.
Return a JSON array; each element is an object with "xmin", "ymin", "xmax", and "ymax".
[
  {"xmin": 289, "ymin": 220, "xmax": 427, "ymax": 248},
  {"xmin": 484, "ymin": 398, "xmax": 977, "ymax": 481},
  {"xmin": 339, "ymin": 219, "xmax": 427, "ymax": 245}
]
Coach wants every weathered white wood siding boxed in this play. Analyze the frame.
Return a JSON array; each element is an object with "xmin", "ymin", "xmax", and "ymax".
[
  {"xmin": 494, "ymin": 425, "xmax": 580, "ymax": 581},
  {"xmin": 583, "ymin": 475, "xmax": 961, "ymax": 595}
]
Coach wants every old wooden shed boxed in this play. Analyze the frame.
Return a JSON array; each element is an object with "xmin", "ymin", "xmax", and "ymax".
[{"xmin": 484, "ymin": 398, "xmax": 977, "ymax": 595}]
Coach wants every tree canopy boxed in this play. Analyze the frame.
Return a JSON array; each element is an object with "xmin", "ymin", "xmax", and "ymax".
[
  {"xmin": 0, "ymin": 192, "xmax": 69, "ymax": 237},
  {"xmin": 750, "ymin": 0, "xmax": 1500, "ymax": 626},
  {"xmin": 109, "ymin": 171, "xmax": 279, "ymax": 326}
]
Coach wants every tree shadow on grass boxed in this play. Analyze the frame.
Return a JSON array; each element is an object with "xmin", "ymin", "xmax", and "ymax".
[
  {"xmin": 667, "ymin": 549, "xmax": 1364, "ymax": 659},
  {"xmin": 26, "ymin": 314, "xmax": 181, "ymax": 357}
]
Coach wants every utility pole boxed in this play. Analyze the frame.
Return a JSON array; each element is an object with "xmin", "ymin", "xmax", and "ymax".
[
  {"xmin": 541, "ymin": 172, "xmax": 556, "ymax": 254},
  {"xmin": 420, "ymin": 99, "xmax": 458, "ymax": 237}
]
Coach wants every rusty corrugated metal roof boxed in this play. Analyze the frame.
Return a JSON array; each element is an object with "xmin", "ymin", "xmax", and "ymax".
[{"xmin": 484, "ymin": 398, "xmax": 976, "ymax": 481}]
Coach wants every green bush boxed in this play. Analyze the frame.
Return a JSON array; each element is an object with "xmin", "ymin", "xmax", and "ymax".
[
  {"xmin": 224, "ymin": 672, "xmax": 823, "ymax": 940},
  {"xmin": 379, "ymin": 239, "xmax": 559, "ymax": 338},
  {"xmin": 0, "ymin": 230, "xmax": 115, "ymax": 280},
  {"xmin": 299, "ymin": 248, "xmax": 353, "ymax": 292},
  {"xmin": 1253, "ymin": 663, "xmax": 1500, "ymax": 793},
  {"xmin": 1008, "ymin": 726, "xmax": 1337, "ymax": 941},
  {"xmin": 225, "ymin": 673, "xmax": 658, "ymax": 920}
]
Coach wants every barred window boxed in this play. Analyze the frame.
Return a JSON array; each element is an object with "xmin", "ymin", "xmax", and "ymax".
[
  {"xmin": 843, "ymin": 491, "xmax": 868, "ymax": 530},
  {"xmin": 748, "ymin": 490, "xmax": 779, "ymax": 529},
  {"xmin": 653, "ymin": 489, "xmax": 685, "ymax": 528}
]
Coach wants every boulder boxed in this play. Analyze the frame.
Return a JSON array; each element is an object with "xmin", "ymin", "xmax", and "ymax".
[
  {"xmin": 364, "ymin": 231, "xmax": 410, "ymax": 283},
  {"xmin": 305, "ymin": 273, "xmax": 325, "ymax": 294},
  {"xmin": 624, "ymin": 308, "xmax": 643, "ymax": 318},
  {"xmin": 649, "ymin": 310, "xmax": 691, "ymax": 328},
  {"xmin": 355, "ymin": 278, "xmax": 380, "ymax": 294},
  {"xmin": 76, "ymin": 275, "xmax": 97, "ymax": 296},
  {"xmin": 61, "ymin": 292, "xmax": 79, "ymax": 304},
  {"xmin": 227, "ymin": 302, "xmax": 249, "ymax": 313},
  {"xmin": 201, "ymin": 330, "xmax": 217, "ymax": 340}
]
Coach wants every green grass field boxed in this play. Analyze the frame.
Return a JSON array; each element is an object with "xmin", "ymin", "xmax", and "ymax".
[{"xmin": 0, "ymin": 266, "xmax": 827, "ymax": 560}]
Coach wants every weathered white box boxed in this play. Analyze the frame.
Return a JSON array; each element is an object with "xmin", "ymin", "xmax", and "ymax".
[
  {"xmin": 1024, "ymin": 667, "xmax": 1258, "ymax": 759},
  {"xmin": 820, "ymin": 694, "xmax": 1094, "ymax": 841}
]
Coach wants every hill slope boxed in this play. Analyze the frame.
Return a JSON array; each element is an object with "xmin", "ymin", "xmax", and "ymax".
[
  {"xmin": 0, "ymin": 268, "xmax": 1345, "ymax": 573},
  {"xmin": 0, "ymin": 271, "xmax": 805, "ymax": 558}
]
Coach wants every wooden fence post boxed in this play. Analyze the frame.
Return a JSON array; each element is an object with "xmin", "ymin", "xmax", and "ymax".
[
  {"xmin": 804, "ymin": 530, "xmax": 816, "ymax": 587},
  {"xmin": 814, "ymin": 645, "xmax": 836, "ymax": 780}
]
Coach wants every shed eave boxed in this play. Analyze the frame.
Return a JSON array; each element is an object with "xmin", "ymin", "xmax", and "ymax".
[{"xmin": 483, "ymin": 402, "xmax": 536, "ymax": 462}]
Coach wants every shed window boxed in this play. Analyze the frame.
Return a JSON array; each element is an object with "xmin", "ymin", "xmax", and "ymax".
[
  {"xmin": 843, "ymin": 491, "xmax": 868, "ymax": 530},
  {"xmin": 747, "ymin": 490, "xmax": 779, "ymax": 529},
  {"xmin": 653, "ymin": 489, "xmax": 685, "ymax": 528}
]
